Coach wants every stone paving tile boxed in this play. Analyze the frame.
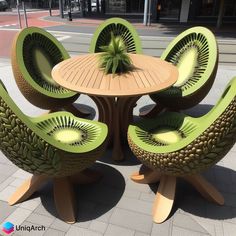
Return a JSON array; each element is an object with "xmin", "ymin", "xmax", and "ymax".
[
  {"xmin": 223, "ymin": 221, "xmax": 236, "ymax": 236},
  {"xmin": 0, "ymin": 185, "xmax": 17, "ymax": 201},
  {"xmin": 125, "ymin": 179, "xmax": 152, "ymax": 193},
  {"xmin": 0, "ymin": 152, "xmax": 14, "ymax": 165},
  {"xmin": 0, "ymin": 176, "xmax": 15, "ymax": 192},
  {"xmin": 65, "ymin": 226, "xmax": 102, "ymax": 236},
  {"xmin": 151, "ymin": 217, "xmax": 173, "ymax": 236},
  {"xmin": 89, "ymin": 220, "xmax": 108, "ymax": 234},
  {"xmin": 12, "ymin": 169, "xmax": 32, "ymax": 180},
  {"xmin": 109, "ymin": 208, "xmax": 152, "ymax": 234},
  {"xmin": 139, "ymin": 192, "xmax": 155, "ymax": 203},
  {"xmin": 0, "ymin": 200, "xmax": 16, "ymax": 223},
  {"xmin": 44, "ymin": 228, "xmax": 65, "ymax": 236},
  {"xmin": 26, "ymin": 212, "xmax": 55, "ymax": 227},
  {"xmin": 134, "ymin": 232, "xmax": 150, "ymax": 236},
  {"xmin": 34, "ymin": 203, "xmax": 56, "ymax": 218},
  {"xmin": 3, "ymin": 208, "xmax": 32, "ymax": 226},
  {"xmin": 10, "ymin": 178, "xmax": 24, "ymax": 188},
  {"xmin": 50, "ymin": 218, "xmax": 71, "ymax": 232},
  {"xmin": 92, "ymin": 205, "xmax": 114, "ymax": 223},
  {"xmin": 123, "ymin": 189, "xmax": 141, "ymax": 199},
  {"xmin": 0, "ymin": 174, "xmax": 9, "ymax": 185},
  {"xmin": 73, "ymin": 220, "xmax": 91, "ymax": 229},
  {"xmin": 206, "ymin": 204, "xmax": 234, "ymax": 220},
  {"xmin": 190, "ymin": 215, "xmax": 224, "ymax": 236},
  {"xmin": 171, "ymin": 226, "xmax": 210, "ymax": 236},
  {"xmin": 19, "ymin": 199, "xmax": 41, "ymax": 211},
  {"xmin": 173, "ymin": 213, "xmax": 209, "ymax": 234},
  {"xmin": 117, "ymin": 196, "xmax": 152, "ymax": 215},
  {"xmin": 104, "ymin": 224, "xmax": 135, "ymax": 236},
  {"xmin": 0, "ymin": 163, "xmax": 18, "ymax": 177}
]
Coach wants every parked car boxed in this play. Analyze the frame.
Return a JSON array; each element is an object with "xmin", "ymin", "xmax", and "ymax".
[{"xmin": 0, "ymin": 0, "xmax": 8, "ymax": 11}]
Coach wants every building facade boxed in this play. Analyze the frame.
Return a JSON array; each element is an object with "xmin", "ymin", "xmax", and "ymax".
[{"xmin": 103, "ymin": 0, "xmax": 236, "ymax": 25}]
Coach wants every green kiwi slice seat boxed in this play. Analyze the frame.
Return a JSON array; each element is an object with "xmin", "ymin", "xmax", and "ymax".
[
  {"xmin": 128, "ymin": 77, "xmax": 236, "ymax": 223},
  {"xmin": 0, "ymin": 80, "xmax": 108, "ymax": 223},
  {"xmin": 11, "ymin": 26, "xmax": 89, "ymax": 115},
  {"xmin": 89, "ymin": 17, "xmax": 142, "ymax": 54},
  {"xmin": 140, "ymin": 26, "xmax": 218, "ymax": 117}
]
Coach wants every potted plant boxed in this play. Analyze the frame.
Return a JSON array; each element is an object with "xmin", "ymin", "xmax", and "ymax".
[{"xmin": 99, "ymin": 33, "xmax": 132, "ymax": 75}]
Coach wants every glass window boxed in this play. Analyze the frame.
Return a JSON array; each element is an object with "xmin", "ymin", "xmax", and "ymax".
[
  {"xmin": 224, "ymin": 0, "xmax": 236, "ymax": 16},
  {"xmin": 159, "ymin": 0, "xmax": 181, "ymax": 20},
  {"xmin": 198, "ymin": 0, "xmax": 219, "ymax": 16}
]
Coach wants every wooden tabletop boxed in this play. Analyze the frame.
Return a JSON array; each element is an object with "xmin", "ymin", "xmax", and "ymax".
[{"xmin": 52, "ymin": 53, "xmax": 178, "ymax": 97}]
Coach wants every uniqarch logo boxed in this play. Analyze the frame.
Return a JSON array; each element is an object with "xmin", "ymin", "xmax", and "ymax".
[{"xmin": 2, "ymin": 222, "xmax": 14, "ymax": 234}]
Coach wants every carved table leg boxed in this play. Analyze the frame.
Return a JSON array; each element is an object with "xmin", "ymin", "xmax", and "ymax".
[{"xmin": 90, "ymin": 95, "xmax": 140, "ymax": 161}]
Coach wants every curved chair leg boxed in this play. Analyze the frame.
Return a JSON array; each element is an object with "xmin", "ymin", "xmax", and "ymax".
[
  {"xmin": 131, "ymin": 166, "xmax": 161, "ymax": 184},
  {"xmin": 70, "ymin": 169, "xmax": 103, "ymax": 185},
  {"xmin": 139, "ymin": 103, "xmax": 165, "ymax": 118},
  {"xmin": 153, "ymin": 175, "xmax": 176, "ymax": 224},
  {"xmin": 64, "ymin": 103, "xmax": 91, "ymax": 117},
  {"xmin": 8, "ymin": 175, "xmax": 48, "ymax": 205},
  {"xmin": 184, "ymin": 174, "xmax": 224, "ymax": 205},
  {"xmin": 53, "ymin": 177, "xmax": 76, "ymax": 224}
]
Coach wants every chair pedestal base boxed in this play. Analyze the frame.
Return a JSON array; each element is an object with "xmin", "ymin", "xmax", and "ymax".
[
  {"xmin": 139, "ymin": 103, "xmax": 164, "ymax": 118},
  {"xmin": 8, "ymin": 169, "xmax": 102, "ymax": 224},
  {"xmin": 131, "ymin": 167, "xmax": 224, "ymax": 223}
]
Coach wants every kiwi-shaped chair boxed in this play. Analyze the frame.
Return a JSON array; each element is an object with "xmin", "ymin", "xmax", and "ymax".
[
  {"xmin": 128, "ymin": 77, "xmax": 236, "ymax": 223},
  {"xmin": 0, "ymin": 80, "xmax": 108, "ymax": 223},
  {"xmin": 140, "ymin": 26, "xmax": 218, "ymax": 117},
  {"xmin": 11, "ymin": 26, "xmax": 89, "ymax": 116},
  {"xmin": 89, "ymin": 17, "xmax": 142, "ymax": 53}
]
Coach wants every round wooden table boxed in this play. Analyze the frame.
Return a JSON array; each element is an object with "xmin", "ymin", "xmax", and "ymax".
[{"xmin": 52, "ymin": 53, "xmax": 178, "ymax": 161}]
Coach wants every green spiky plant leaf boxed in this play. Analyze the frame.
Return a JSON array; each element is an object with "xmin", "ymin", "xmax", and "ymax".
[{"xmin": 99, "ymin": 33, "xmax": 132, "ymax": 75}]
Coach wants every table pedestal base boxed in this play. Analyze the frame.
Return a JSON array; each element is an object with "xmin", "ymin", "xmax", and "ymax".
[
  {"xmin": 8, "ymin": 169, "xmax": 102, "ymax": 224},
  {"xmin": 91, "ymin": 96, "xmax": 139, "ymax": 161},
  {"xmin": 131, "ymin": 166, "xmax": 224, "ymax": 223}
]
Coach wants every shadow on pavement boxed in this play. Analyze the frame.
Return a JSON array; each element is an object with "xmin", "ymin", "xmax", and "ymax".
[{"xmin": 38, "ymin": 162, "xmax": 125, "ymax": 222}]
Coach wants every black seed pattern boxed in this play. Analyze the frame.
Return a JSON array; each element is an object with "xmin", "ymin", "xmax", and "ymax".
[
  {"xmin": 128, "ymin": 98, "xmax": 236, "ymax": 176},
  {"xmin": 95, "ymin": 23, "xmax": 137, "ymax": 53},
  {"xmin": 165, "ymin": 32, "xmax": 209, "ymax": 93},
  {"xmin": 22, "ymin": 33, "xmax": 70, "ymax": 94}
]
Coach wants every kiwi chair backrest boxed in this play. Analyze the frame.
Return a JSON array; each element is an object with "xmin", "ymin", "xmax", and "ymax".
[
  {"xmin": 89, "ymin": 18, "xmax": 142, "ymax": 54},
  {"xmin": 161, "ymin": 26, "xmax": 218, "ymax": 97},
  {"xmin": 11, "ymin": 27, "xmax": 74, "ymax": 96},
  {"xmin": 0, "ymin": 80, "xmax": 62, "ymax": 176},
  {"xmin": 11, "ymin": 27, "xmax": 78, "ymax": 110}
]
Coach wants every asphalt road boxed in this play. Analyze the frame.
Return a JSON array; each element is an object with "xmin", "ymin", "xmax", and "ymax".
[{"xmin": 0, "ymin": 11, "xmax": 236, "ymax": 65}]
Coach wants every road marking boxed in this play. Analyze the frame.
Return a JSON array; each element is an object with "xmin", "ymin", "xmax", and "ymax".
[
  {"xmin": 54, "ymin": 34, "xmax": 71, "ymax": 41},
  {"xmin": 0, "ymin": 23, "xmax": 19, "ymax": 28},
  {"xmin": 0, "ymin": 28, "xmax": 235, "ymax": 44}
]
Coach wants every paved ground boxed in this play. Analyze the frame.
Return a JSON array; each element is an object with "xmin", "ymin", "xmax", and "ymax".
[
  {"xmin": 0, "ymin": 10, "xmax": 236, "ymax": 65},
  {"xmin": 0, "ymin": 57, "xmax": 236, "ymax": 236}
]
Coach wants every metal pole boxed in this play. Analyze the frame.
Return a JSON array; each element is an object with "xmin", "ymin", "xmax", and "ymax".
[
  {"xmin": 16, "ymin": 0, "xmax": 22, "ymax": 29},
  {"xmin": 217, "ymin": 0, "xmax": 225, "ymax": 29},
  {"xmin": 148, "ymin": 0, "xmax": 152, "ymax": 26},
  {"xmin": 22, "ymin": 1, "xmax": 28, "ymax": 28},
  {"xmin": 49, "ymin": 0, "xmax": 52, "ymax": 16},
  {"xmin": 143, "ymin": 0, "xmax": 148, "ymax": 25},
  {"xmin": 59, "ymin": 0, "xmax": 64, "ymax": 18}
]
